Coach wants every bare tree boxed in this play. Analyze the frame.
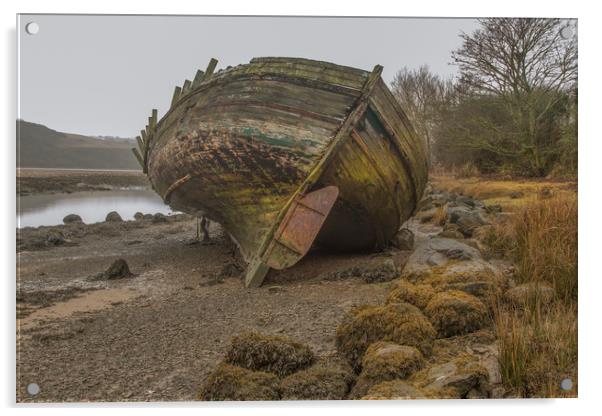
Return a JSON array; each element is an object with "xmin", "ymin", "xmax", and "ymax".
[
  {"xmin": 391, "ymin": 66, "xmax": 452, "ymax": 163},
  {"xmin": 452, "ymin": 18, "xmax": 577, "ymax": 175}
]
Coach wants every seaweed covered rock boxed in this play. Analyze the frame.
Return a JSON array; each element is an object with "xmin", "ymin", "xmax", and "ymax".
[
  {"xmin": 62, "ymin": 214, "xmax": 83, "ymax": 224},
  {"xmin": 197, "ymin": 363, "xmax": 280, "ymax": 401},
  {"xmin": 105, "ymin": 211, "xmax": 123, "ymax": 222},
  {"xmin": 361, "ymin": 380, "xmax": 427, "ymax": 400},
  {"xmin": 89, "ymin": 258, "xmax": 134, "ymax": 281},
  {"xmin": 425, "ymin": 290, "xmax": 489, "ymax": 338},
  {"xmin": 335, "ymin": 302, "xmax": 435, "ymax": 370},
  {"xmin": 386, "ymin": 280, "xmax": 436, "ymax": 310},
  {"xmin": 225, "ymin": 332, "xmax": 314, "ymax": 376},
  {"xmin": 279, "ymin": 358, "xmax": 355, "ymax": 400},
  {"xmin": 419, "ymin": 355, "xmax": 491, "ymax": 398},
  {"xmin": 350, "ymin": 341, "xmax": 424, "ymax": 398}
]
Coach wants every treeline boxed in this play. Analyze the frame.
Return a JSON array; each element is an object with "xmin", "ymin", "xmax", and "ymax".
[{"xmin": 392, "ymin": 18, "xmax": 577, "ymax": 177}]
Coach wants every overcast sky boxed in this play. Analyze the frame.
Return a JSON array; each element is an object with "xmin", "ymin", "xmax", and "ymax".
[{"xmin": 18, "ymin": 15, "xmax": 479, "ymax": 138}]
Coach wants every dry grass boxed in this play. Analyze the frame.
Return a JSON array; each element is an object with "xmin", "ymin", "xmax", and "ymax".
[
  {"xmin": 494, "ymin": 301, "xmax": 577, "ymax": 397},
  {"xmin": 482, "ymin": 191, "xmax": 578, "ymax": 397},
  {"xmin": 430, "ymin": 174, "xmax": 576, "ymax": 212},
  {"xmin": 487, "ymin": 195, "xmax": 578, "ymax": 301}
]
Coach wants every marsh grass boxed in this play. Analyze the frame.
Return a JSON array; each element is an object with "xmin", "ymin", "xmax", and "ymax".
[{"xmin": 486, "ymin": 193, "xmax": 578, "ymax": 397}]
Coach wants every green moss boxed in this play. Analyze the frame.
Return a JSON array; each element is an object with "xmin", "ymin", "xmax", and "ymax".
[
  {"xmin": 197, "ymin": 363, "xmax": 280, "ymax": 401},
  {"xmin": 335, "ymin": 302, "xmax": 436, "ymax": 371},
  {"xmin": 425, "ymin": 290, "xmax": 489, "ymax": 338},
  {"xmin": 225, "ymin": 331, "xmax": 314, "ymax": 376},
  {"xmin": 386, "ymin": 280, "xmax": 436, "ymax": 310},
  {"xmin": 279, "ymin": 358, "xmax": 355, "ymax": 400}
]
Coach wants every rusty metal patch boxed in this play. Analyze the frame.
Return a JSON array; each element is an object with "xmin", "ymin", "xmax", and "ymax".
[{"xmin": 265, "ymin": 185, "xmax": 339, "ymax": 270}]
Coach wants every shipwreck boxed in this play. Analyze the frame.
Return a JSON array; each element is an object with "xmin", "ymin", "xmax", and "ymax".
[{"xmin": 133, "ymin": 57, "xmax": 428, "ymax": 287}]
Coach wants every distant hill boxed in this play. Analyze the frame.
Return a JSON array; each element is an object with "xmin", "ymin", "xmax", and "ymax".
[{"xmin": 17, "ymin": 120, "xmax": 141, "ymax": 170}]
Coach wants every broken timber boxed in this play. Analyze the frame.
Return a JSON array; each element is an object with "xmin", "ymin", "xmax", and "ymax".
[{"xmin": 139, "ymin": 57, "xmax": 428, "ymax": 287}]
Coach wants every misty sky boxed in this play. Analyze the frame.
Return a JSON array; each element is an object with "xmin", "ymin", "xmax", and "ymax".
[{"xmin": 18, "ymin": 15, "xmax": 479, "ymax": 138}]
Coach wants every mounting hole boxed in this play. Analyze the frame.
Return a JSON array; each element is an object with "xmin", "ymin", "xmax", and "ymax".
[
  {"xmin": 25, "ymin": 22, "xmax": 39, "ymax": 35},
  {"xmin": 560, "ymin": 378, "xmax": 573, "ymax": 391},
  {"xmin": 27, "ymin": 383, "xmax": 40, "ymax": 396},
  {"xmin": 560, "ymin": 26, "xmax": 573, "ymax": 40}
]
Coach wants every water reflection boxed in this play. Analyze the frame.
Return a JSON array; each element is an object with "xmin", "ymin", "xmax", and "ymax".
[{"xmin": 17, "ymin": 189, "xmax": 174, "ymax": 228}]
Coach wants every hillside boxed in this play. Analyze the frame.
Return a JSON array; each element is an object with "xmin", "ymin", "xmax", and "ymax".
[{"xmin": 17, "ymin": 120, "xmax": 141, "ymax": 170}]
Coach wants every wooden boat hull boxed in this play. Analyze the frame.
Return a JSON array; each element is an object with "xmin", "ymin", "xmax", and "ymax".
[{"xmin": 136, "ymin": 57, "xmax": 428, "ymax": 287}]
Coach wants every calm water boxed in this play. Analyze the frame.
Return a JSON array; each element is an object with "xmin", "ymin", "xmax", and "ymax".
[{"xmin": 17, "ymin": 189, "xmax": 174, "ymax": 228}]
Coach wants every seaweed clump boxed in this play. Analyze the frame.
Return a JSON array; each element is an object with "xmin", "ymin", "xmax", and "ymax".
[
  {"xmin": 225, "ymin": 331, "xmax": 314, "ymax": 376},
  {"xmin": 361, "ymin": 380, "xmax": 427, "ymax": 400},
  {"xmin": 424, "ymin": 290, "xmax": 489, "ymax": 338},
  {"xmin": 386, "ymin": 280, "xmax": 436, "ymax": 310},
  {"xmin": 350, "ymin": 341, "xmax": 425, "ymax": 398},
  {"xmin": 197, "ymin": 363, "xmax": 280, "ymax": 401},
  {"xmin": 335, "ymin": 302, "xmax": 436, "ymax": 371},
  {"xmin": 279, "ymin": 358, "xmax": 355, "ymax": 400}
]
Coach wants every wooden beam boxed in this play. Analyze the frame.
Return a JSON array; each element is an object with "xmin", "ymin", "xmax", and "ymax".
[
  {"xmin": 202, "ymin": 58, "xmax": 218, "ymax": 81},
  {"xmin": 151, "ymin": 109, "xmax": 158, "ymax": 129},
  {"xmin": 182, "ymin": 79, "xmax": 192, "ymax": 95},
  {"xmin": 171, "ymin": 86, "xmax": 182, "ymax": 107},
  {"xmin": 131, "ymin": 147, "xmax": 144, "ymax": 169},
  {"xmin": 192, "ymin": 69, "xmax": 205, "ymax": 87},
  {"xmin": 136, "ymin": 136, "xmax": 145, "ymax": 153}
]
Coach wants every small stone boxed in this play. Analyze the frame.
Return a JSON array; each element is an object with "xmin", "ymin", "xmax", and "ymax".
[
  {"xmin": 152, "ymin": 213, "xmax": 168, "ymax": 223},
  {"xmin": 105, "ymin": 211, "xmax": 123, "ymax": 222},
  {"xmin": 46, "ymin": 230, "xmax": 66, "ymax": 246},
  {"xmin": 504, "ymin": 283, "xmax": 555, "ymax": 307},
  {"xmin": 540, "ymin": 187, "xmax": 553, "ymax": 199},
  {"xmin": 510, "ymin": 191, "xmax": 524, "ymax": 199},
  {"xmin": 95, "ymin": 259, "xmax": 133, "ymax": 280},
  {"xmin": 62, "ymin": 214, "xmax": 83, "ymax": 224},
  {"xmin": 391, "ymin": 228, "xmax": 415, "ymax": 251}
]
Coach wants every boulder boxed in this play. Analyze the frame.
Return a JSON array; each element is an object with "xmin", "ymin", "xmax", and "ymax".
[
  {"xmin": 133, "ymin": 212, "xmax": 144, "ymax": 220},
  {"xmin": 403, "ymin": 238, "xmax": 484, "ymax": 278},
  {"xmin": 391, "ymin": 228, "xmax": 415, "ymax": 251},
  {"xmin": 425, "ymin": 290, "xmax": 489, "ymax": 338},
  {"xmin": 198, "ymin": 363, "xmax": 280, "ymax": 401},
  {"xmin": 225, "ymin": 332, "xmax": 314, "ymax": 376},
  {"xmin": 386, "ymin": 280, "xmax": 436, "ymax": 310},
  {"xmin": 105, "ymin": 211, "xmax": 123, "ymax": 222},
  {"xmin": 62, "ymin": 214, "xmax": 83, "ymax": 224},
  {"xmin": 421, "ymin": 356, "xmax": 491, "ymax": 398},
  {"xmin": 447, "ymin": 206, "xmax": 487, "ymax": 237},
  {"xmin": 335, "ymin": 302, "xmax": 435, "ymax": 370}
]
